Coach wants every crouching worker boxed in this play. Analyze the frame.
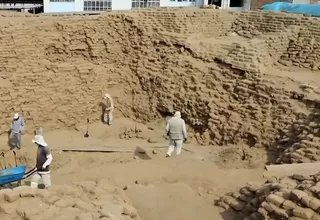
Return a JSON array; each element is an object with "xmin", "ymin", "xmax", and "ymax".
[
  {"xmin": 165, "ymin": 111, "xmax": 187, "ymax": 157},
  {"xmin": 30, "ymin": 135, "xmax": 53, "ymax": 189}
]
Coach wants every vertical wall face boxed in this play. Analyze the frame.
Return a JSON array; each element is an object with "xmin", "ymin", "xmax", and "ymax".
[
  {"xmin": 0, "ymin": 9, "xmax": 237, "ymax": 134},
  {"xmin": 2, "ymin": 9, "xmax": 320, "ymax": 148},
  {"xmin": 43, "ymin": 0, "xmax": 50, "ymax": 13},
  {"xmin": 112, "ymin": 0, "xmax": 132, "ymax": 10},
  {"xmin": 75, "ymin": 0, "xmax": 84, "ymax": 11},
  {"xmin": 49, "ymin": 2, "xmax": 76, "ymax": 12},
  {"xmin": 160, "ymin": 0, "xmax": 197, "ymax": 7}
]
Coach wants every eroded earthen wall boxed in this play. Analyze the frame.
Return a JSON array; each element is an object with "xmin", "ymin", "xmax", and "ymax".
[
  {"xmin": 0, "ymin": 8, "xmax": 320, "ymax": 153},
  {"xmin": 233, "ymin": 11, "xmax": 320, "ymax": 70},
  {"xmin": 0, "ymin": 9, "xmax": 237, "ymax": 134}
]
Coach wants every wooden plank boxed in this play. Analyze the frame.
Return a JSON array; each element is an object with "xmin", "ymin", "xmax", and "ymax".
[
  {"xmin": 51, "ymin": 148, "xmax": 133, "ymax": 153},
  {"xmin": 263, "ymin": 162, "xmax": 320, "ymax": 178},
  {"xmin": 265, "ymin": 162, "xmax": 320, "ymax": 172},
  {"xmin": 151, "ymin": 146, "xmax": 194, "ymax": 153}
]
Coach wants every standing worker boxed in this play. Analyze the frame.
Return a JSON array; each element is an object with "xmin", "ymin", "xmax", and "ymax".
[
  {"xmin": 103, "ymin": 93, "xmax": 114, "ymax": 125},
  {"xmin": 165, "ymin": 111, "xmax": 187, "ymax": 157},
  {"xmin": 30, "ymin": 134, "xmax": 53, "ymax": 189},
  {"xmin": 10, "ymin": 113, "xmax": 25, "ymax": 149}
]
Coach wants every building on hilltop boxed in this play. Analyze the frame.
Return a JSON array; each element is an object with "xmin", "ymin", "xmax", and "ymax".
[
  {"xmin": 42, "ymin": 0, "xmax": 318, "ymax": 14},
  {"xmin": 1, "ymin": 0, "xmax": 316, "ymax": 15},
  {"xmin": 43, "ymin": 0, "xmax": 252, "ymax": 13},
  {"xmin": 43, "ymin": 0, "xmax": 199, "ymax": 13}
]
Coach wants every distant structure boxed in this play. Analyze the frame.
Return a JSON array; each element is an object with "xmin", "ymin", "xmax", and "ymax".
[
  {"xmin": 0, "ymin": 3, "xmax": 42, "ymax": 13},
  {"xmin": 0, "ymin": 0, "xmax": 317, "ymax": 14},
  {"xmin": 42, "ymin": 0, "xmax": 251, "ymax": 14}
]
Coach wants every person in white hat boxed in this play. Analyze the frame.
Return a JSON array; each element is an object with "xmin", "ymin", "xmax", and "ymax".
[
  {"xmin": 165, "ymin": 111, "xmax": 187, "ymax": 157},
  {"xmin": 30, "ymin": 135, "xmax": 53, "ymax": 189},
  {"xmin": 9, "ymin": 113, "xmax": 25, "ymax": 149},
  {"xmin": 103, "ymin": 93, "xmax": 114, "ymax": 125}
]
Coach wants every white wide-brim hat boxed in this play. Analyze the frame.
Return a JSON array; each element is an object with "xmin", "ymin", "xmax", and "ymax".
[
  {"xmin": 104, "ymin": 93, "xmax": 110, "ymax": 99},
  {"xmin": 13, "ymin": 113, "xmax": 19, "ymax": 119},
  {"xmin": 174, "ymin": 111, "xmax": 181, "ymax": 118},
  {"xmin": 32, "ymin": 135, "xmax": 48, "ymax": 147}
]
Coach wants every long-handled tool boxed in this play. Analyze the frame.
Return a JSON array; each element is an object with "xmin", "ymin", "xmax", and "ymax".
[
  {"xmin": 13, "ymin": 151, "xmax": 17, "ymax": 167},
  {"xmin": 22, "ymin": 167, "xmax": 37, "ymax": 179},
  {"xmin": 1, "ymin": 152, "xmax": 6, "ymax": 169},
  {"xmin": 84, "ymin": 118, "xmax": 89, "ymax": 138}
]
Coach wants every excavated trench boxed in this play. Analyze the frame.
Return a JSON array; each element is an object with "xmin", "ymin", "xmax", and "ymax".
[{"xmin": 1, "ymin": 8, "xmax": 320, "ymax": 220}]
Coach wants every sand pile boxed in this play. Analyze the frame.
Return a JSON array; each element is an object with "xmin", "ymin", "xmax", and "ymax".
[
  {"xmin": 215, "ymin": 172, "xmax": 320, "ymax": 220},
  {"xmin": 0, "ymin": 181, "xmax": 141, "ymax": 220}
]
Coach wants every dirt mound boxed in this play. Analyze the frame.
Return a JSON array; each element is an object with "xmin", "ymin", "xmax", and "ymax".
[
  {"xmin": 0, "ymin": 181, "xmax": 141, "ymax": 220},
  {"xmin": 215, "ymin": 172, "xmax": 320, "ymax": 220}
]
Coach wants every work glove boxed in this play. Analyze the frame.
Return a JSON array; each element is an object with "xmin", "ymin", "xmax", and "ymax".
[{"xmin": 183, "ymin": 138, "xmax": 187, "ymax": 143}]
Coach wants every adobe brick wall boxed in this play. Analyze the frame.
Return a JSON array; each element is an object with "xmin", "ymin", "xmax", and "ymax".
[
  {"xmin": 233, "ymin": 11, "xmax": 320, "ymax": 70},
  {"xmin": 0, "ymin": 8, "xmax": 318, "ymax": 150},
  {"xmin": 0, "ymin": 9, "xmax": 238, "ymax": 134}
]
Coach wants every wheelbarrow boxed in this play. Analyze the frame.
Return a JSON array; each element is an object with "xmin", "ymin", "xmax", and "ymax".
[{"xmin": 0, "ymin": 151, "xmax": 36, "ymax": 186}]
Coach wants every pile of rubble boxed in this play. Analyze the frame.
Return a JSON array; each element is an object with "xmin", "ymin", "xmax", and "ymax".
[
  {"xmin": 275, "ymin": 109, "xmax": 320, "ymax": 164},
  {"xmin": 0, "ymin": 181, "xmax": 141, "ymax": 220},
  {"xmin": 215, "ymin": 172, "xmax": 320, "ymax": 220}
]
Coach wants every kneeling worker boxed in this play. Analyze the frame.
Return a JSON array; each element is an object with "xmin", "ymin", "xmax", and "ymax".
[
  {"xmin": 30, "ymin": 135, "xmax": 53, "ymax": 189},
  {"xmin": 165, "ymin": 111, "xmax": 187, "ymax": 157}
]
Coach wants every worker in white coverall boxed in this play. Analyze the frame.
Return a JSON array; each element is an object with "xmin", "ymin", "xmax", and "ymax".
[
  {"xmin": 103, "ymin": 93, "xmax": 114, "ymax": 125},
  {"xmin": 30, "ymin": 135, "xmax": 53, "ymax": 189},
  {"xmin": 10, "ymin": 113, "xmax": 25, "ymax": 149},
  {"xmin": 165, "ymin": 111, "xmax": 187, "ymax": 157}
]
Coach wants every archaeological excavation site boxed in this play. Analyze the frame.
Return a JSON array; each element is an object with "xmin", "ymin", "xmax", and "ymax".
[{"xmin": 0, "ymin": 6, "xmax": 320, "ymax": 220}]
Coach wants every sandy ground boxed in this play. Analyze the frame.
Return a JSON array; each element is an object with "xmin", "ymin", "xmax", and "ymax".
[{"xmin": 0, "ymin": 117, "xmax": 266, "ymax": 220}]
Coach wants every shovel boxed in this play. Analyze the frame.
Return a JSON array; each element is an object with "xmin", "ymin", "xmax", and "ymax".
[
  {"xmin": 13, "ymin": 151, "xmax": 17, "ymax": 167},
  {"xmin": 84, "ymin": 118, "xmax": 89, "ymax": 138}
]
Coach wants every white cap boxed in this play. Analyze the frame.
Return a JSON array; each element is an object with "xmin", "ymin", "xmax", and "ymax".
[
  {"xmin": 104, "ymin": 93, "xmax": 110, "ymax": 99},
  {"xmin": 174, "ymin": 111, "xmax": 181, "ymax": 118},
  {"xmin": 32, "ymin": 135, "xmax": 48, "ymax": 147},
  {"xmin": 13, "ymin": 113, "xmax": 19, "ymax": 119}
]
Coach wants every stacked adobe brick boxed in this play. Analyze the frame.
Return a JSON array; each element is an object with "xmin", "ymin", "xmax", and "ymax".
[
  {"xmin": 0, "ymin": 8, "xmax": 319, "ymax": 156},
  {"xmin": 231, "ymin": 11, "xmax": 320, "ymax": 71},
  {"xmin": 276, "ymin": 102, "xmax": 320, "ymax": 164},
  {"xmin": 280, "ymin": 38, "xmax": 320, "ymax": 70},
  {"xmin": 0, "ymin": 181, "xmax": 141, "ymax": 220},
  {"xmin": 215, "ymin": 172, "xmax": 320, "ymax": 220}
]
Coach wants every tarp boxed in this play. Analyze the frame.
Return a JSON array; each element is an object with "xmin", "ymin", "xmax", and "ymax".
[{"xmin": 261, "ymin": 2, "xmax": 320, "ymax": 17}]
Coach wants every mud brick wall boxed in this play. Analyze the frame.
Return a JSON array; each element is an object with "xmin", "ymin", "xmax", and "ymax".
[
  {"xmin": 233, "ymin": 11, "xmax": 320, "ymax": 70},
  {"xmin": 279, "ymin": 38, "xmax": 320, "ymax": 70},
  {"xmin": 0, "ymin": 7, "xmax": 319, "ymax": 150},
  {"xmin": 218, "ymin": 42, "xmax": 270, "ymax": 73},
  {"xmin": 0, "ymin": 9, "xmax": 238, "ymax": 134},
  {"xmin": 131, "ymin": 9, "xmax": 238, "ymax": 37},
  {"xmin": 235, "ymin": 11, "xmax": 320, "ymax": 38}
]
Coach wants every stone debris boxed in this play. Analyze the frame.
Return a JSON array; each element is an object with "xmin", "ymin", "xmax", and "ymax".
[
  {"xmin": 0, "ymin": 182, "xmax": 141, "ymax": 220},
  {"xmin": 215, "ymin": 172, "xmax": 320, "ymax": 220}
]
